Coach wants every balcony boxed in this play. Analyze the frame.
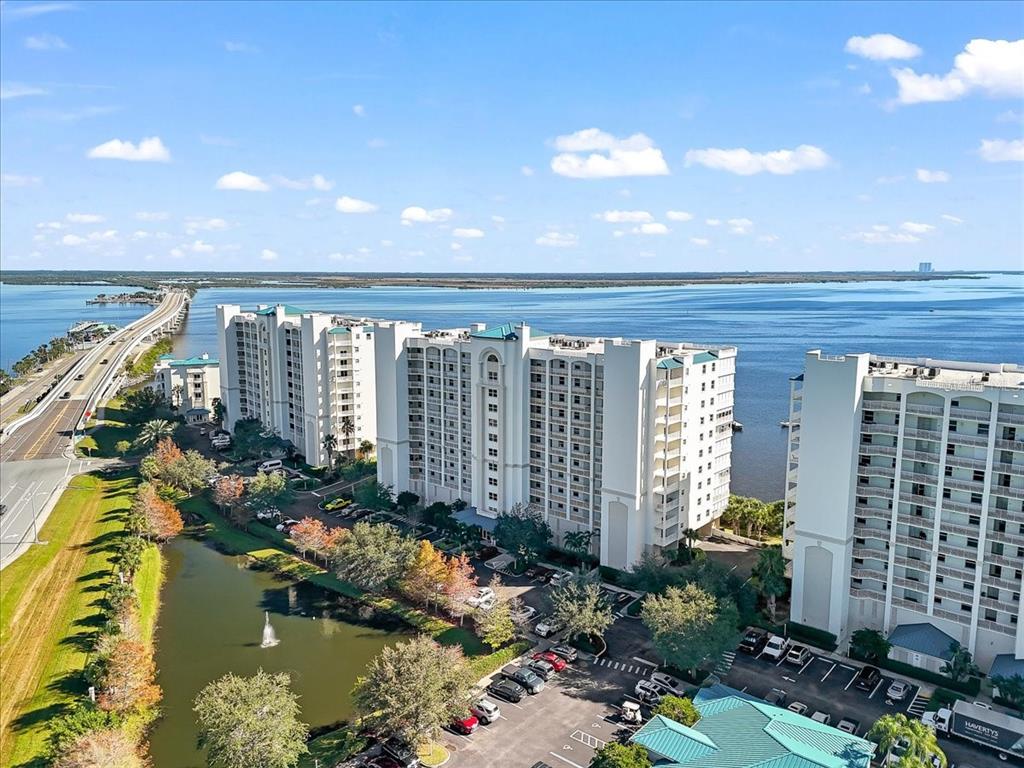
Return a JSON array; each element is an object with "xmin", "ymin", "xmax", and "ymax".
[
  {"xmin": 934, "ymin": 584, "xmax": 972, "ymax": 602},
  {"xmin": 985, "ymin": 528, "xmax": 1024, "ymax": 546},
  {"xmin": 860, "ymin": 444, "xmax": 897, "ymax": 457},
  {"xmin": 904, "ymin": 428, "xmax": 943, "ymax": 441},
  {"xmin": 903, "ymin": 449, "xmax": 941, "ymax": 463},
  {"xmin": 901, "ymin": 471, "xmax": 939, "ymax": 485},
  {"xmin": 853, "ymin": 545, "xmax": 889, "ymax": 561},
  {"xmin": 891, "ymin": 596, "xmax": 926, "ymax": 611},
  {"xmin": 948, "ymin": 432, "xmax": 990, "ymax": 447},
  {"xmin": 949, "ymin": 406, "xmax": 991, "ymax": 420},
  {"xmin": 893, "ymin": 554, "xmax": 930, "ymax": 572},
  {"xmin": 855, "ymin": 504, "xmax": 893, "ymax": 522},
  {"xmin": 852, "ymin": 566, "xmax": 888, "ymax": 581},
  {"xmin": 937, "ymin": 541, "xmax": 979, "ymax": 560},
  {"xmin": 936, "ymin": 563, "xmax": 975, "ymax": 580},
  {"xmin": 864, "ymin": 400, "xmax": 902, "ymax": 412},
  {"xmin": 992, "ymin": 462, "xmax": 1024, "ymax": 475},
  {"xmin": 988, "ymin": 506, "xmax": 1024, "ymax": 525},
  {"xmin": 946, "ymin": 454, "xmax": 990, "ymax": 470},
  {"xmin": 850, "ymin": 587, "xmax": 884, "ymax": 600},
  {"xmin": 862, "ymin": 423, "xmax": 900, "ymax": 435},
  {"xmin": 860, "ymin": 465, "xmax": 896, "ymax": 479},
  {"xmin": 861, "ymin": 486, "xmax": 896, "ymax": 500},
  {"xmin": 996, "ymin": 411, "xmax": 1024, "ymax": 425},
  {"xmin": 893, "ymin": 532, "xmax": 931, "ymax": 550},
  {"xmin": 933, "ymin": 607, "xmax": 971, "ymax": 625},
  {"xmin": 905, "ymin": 403, "xmax": 945, "ymax": 416},
  {"xmin": 978, "ymin": 619, "xmax": 1015, "ymax": 636},
  {"xmin": 941, "ymin": 498, "xmax": 982, "ymax": 515},
  {"xmin": 986, "ymin": 551, "xmax": 1021, "ymax": 569},
  {"xmin": 898, "ymin": 491, "xmax": 937, "ymax": 506},
  {"xmin": 892, "ymin": 575, "xmax": 928, "ymax": 591},
  {"xmin": 982, "ymin": 574, "xmax": 1023, "ymax": 592},
  {"xmin": 990, "ymin": 485, "xmax": 1024, "ymax": 500}
]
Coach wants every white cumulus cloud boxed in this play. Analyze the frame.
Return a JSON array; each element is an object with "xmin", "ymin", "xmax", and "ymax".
[
  {"xmin": 536, "ymin": 231, "xmax": 578, "ymax": 248},
  {"xmin": 728, "ymin": 218, "xmax": 754, "ymax": 234},
  {"xmin": 272, "ymin": 173, "xmax": 334, "ymax": 191},
  {"xmin": 847, "ymin": 230, "xmax": 921, "ymax": 244},
  {"xmin": 215, "ymin": 171, "xmax": 270, "ymax": 192},
  {"xmin": 335, "ymin": 196, "xmax": 379, "ymax": 214},
  {"xmin": 260, "ymin": 248, "xmax": 278, "ymax": 261},
  {"xmin": 666, "ymin": 210, "xmax": 693, "ymax": 222},
  {"xmin": 184, "ymin": 217, "xmax": 229, "ymax": 234},
  {"xmin": 24, "ymin": 33, "xmax": 68, "ymax": 50},
  {"xmin": 401, "ymin": 206, "xmax": 453, "ymax": 224},
  {"xmin": 941, "ymin": 214, "xmax": 964, "ymax": 224},
  {"xmin": 845, "ymin": 33, "xmax": 922, "ymax": 61},
  {"xmin": 66, "ymin": 213, "xmax": 104, "ymax": 224},
  {"xmin": 521, "ymin": 165, "xmax": 535, "ymax": 177},
  {"xmin": 685, "ymin": 145, "xmax": 831, "ymax": 175},
  {"xmin": 900, "ymin": 221, "xmax": 935, "ymax": 234},
  {"xmin": 598, "ymin": 210, "xmax": 653, "ymax": 223},
  {"xmin": 550, "ymin": 128, "xmax": 669, "ymax": 179},
  {"xmin": 891, "ymin": 38, "xmax": 1024, "ymax": 105},
  {"xmin": 453, "ymin": 227, "xmax": 485, "ymax": 238},
  {"xmin": 978, "ymin": 138, "xmax": 1024, "ymax": 162},
  {"xmin": 87, "ymin": 136, "xmax": 171, "ymax": 162},
  {"xmin": 632, "ymin": 222, "xmax": 669, "ymax": 235},
  {"xmin": 916, "ymin": 168, "xmax": 951, "ymax": 183},
  {"xmin": 353, "ymin": 104, "xmax": 366, "ymax": 117},
  {"xmin": 61, "ymin": 234, "xmax": 86, "ymax": 246}
]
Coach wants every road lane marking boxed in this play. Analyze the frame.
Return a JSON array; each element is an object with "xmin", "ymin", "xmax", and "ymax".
[{"xmin": 820, "ymin": 662, "xmax": 837, "ymax": 682}]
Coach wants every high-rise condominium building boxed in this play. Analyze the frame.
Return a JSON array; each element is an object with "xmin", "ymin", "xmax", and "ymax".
[
  {"xmin": 151, "ymin": 351, "xmax": 221, "ymax": 423},
  {"xmin": 216, "ymin": 304, "xmax": 378, "ymax": 464},
  {"xmin": 786, "ymin": 351, "xmax": 1024, "ymax": 671},
  {"xmin": 374, "ymin": 320, "xmax": 736, "ymax": 570}
]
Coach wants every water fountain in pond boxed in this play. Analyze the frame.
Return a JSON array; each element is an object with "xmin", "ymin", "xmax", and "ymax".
[{"xmin": 260, "ymin": 611, "xmax": 280, "ymax": 648}]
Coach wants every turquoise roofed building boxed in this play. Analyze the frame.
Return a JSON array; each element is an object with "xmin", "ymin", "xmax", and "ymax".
[
  {"xmin": 151, "ymin": 351, "xmax": 221, "ymax": 423},
  {"xmin": 630, "ymin": 685, "xmax": 875, "ymax": 768}
]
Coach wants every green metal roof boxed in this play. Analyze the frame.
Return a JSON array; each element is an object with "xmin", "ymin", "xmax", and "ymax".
[
  {"xmin": 157, "ymin": 353, "xmax": 175, "ymax": 360},
  {"xmin": 328, "ymin": 326, "xmax": 350, "ymax": 335},
  {"xmin": 253, "ymin": 304, "xmax": 306, "ymax": 316},
  {"xmin": 887, "ymin": 622, "xmax": 957, "ymax": 661},
  {"xmin": 657, "ymin": 357, "xmax": 686, "ymax": 369},
  {"xmin": 168, "ymin": 356, "xmax": 219, "ymax": 367},
  {"xmin": 470, "ymin": 322, "xmax": 519, "ymax": 340},
  {"xmin": 630, "ymin": 685, "xmax": 874, "ymax": 768},
  {"xmin": 693, "ymin": 350, "xmax": 719, "ymax": 364}
]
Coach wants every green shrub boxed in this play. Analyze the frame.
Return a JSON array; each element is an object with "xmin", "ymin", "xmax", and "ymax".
[
  {"xmin": 930, "ymin": 688, "xmax": 965, "ymax": 711},
  {"xmin": 786, "ymin": 621, "xmax": 838, "ymax": 651},
  {"xmin": 849, "ymin": 649, "xmax": 981, "ymax": 696},
  {"xmin": 467, "ymin": 641, "xmax": 532, "ymax": 681}
]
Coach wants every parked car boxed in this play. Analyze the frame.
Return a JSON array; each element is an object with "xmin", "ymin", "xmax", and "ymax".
[
  {"xmin": 467, "ymin": 587, "xmax": 495, "ymax": 608},
  {"xmin": 762, "ymin": 635, "xmax": 791, "ymax": 661},
  {"xmin": 487, "ymin": 678, "xmax": 526, "ymax": 703},
  {"xmin": 550, "ymin": 645, "xmax": 579, "ymax": 663},
  {"xmin": 739, "ymin": 628, "xmax": 769, "ymax": 655},
  {"xmin": 501, "ymin": 664, "xmax": 544, "ymax": 693},
  {"xmin": 527, "ymin": 659, "xmax": 555, "ymax": 681},
  {"xmin": 886, "ymin": 680, "xmax": 912, "ymax": 701},
  {"xmin": 258, "ymin": 459, "xmax": 283, "ymax": 473},
  {"xmin": 548, "ymin": 570, "xmax": 573, "ymax": 588},
  {"xmin": 649, "ymin": 671, "xmax": 685, "ymax": 696},
  {"xmin": 532, "ymin": 651, "xmax": 567, "ymax": 672},
  {"xmin": 837, "ymin": 718, "xmax": 860, "ymax": 735},
  {"xmin": 450, "ymin": 714, "xmax": 479, "ymax": 735},
  {"xmin": 470, "ymin": 698, "xmax": 500, "ymax": 725},
  {"xmin": 60, "ymin": 391, "xmax": 70, "ymax": 399},
  {"xmin": 811, "ymin": 711, "xmax": 832, "ymax": 726},
  {"xmin": 74, "ymin": 373, "xmax": 85, "ymax": 381},
  {"xmin": 787, "ymin": 702, "xmax": 808, "ymax": 715},
  {"xmin": 381, "ymin": 738, "xmax": 419, "ymax": 768},
  {"xmin": 99, "ymin": 358, "xmax": 108, "ymax": 364},
  {"xmin": 764, "ymin": 688, "xmax": 787, "ymax": 705},
  {"xmin": 275, "ymin": 518, "xmax": 300, "ymax": 531},
  {"xmin": 476, "ymin": 545, "xmax": 499, "ymax": 561},
  {"xmin": 534, "ymin": 617, "xmax": 563, "ymax": 638},
  {"xmin": 853, "ymin": 665, "xmax": 882, "ymax": 692},
  {"xmin": 634, "ymin": 680, "xmax": 668, "ymax": 705},
  {"xmin": 512, "ymin": 605, "xmax": 537, "ymax": 623},
  {"xmin": 785, "ymin": 644, "xmax": 812, "ymax": 666}
]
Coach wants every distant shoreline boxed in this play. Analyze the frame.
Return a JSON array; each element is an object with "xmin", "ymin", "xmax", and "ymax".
[{"xmin": 0, "ymin": 270, "xmax": 1000, "ymax": 292}]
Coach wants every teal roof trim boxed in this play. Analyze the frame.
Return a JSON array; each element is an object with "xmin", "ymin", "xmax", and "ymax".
[
  {"xmin": 632, "ymin": 715, "xmax": 718, "ymax": 764},
  {"xmin": 657, "ymin": 357, "xmax": 686, "ymax": 369},
  {"xmin": 157, "ymin": 353, "xmax": 175, "ymax": 360},
  {"xmin": 168, "ymin": 356, "xmax": 219, "ymax": 367},
  {"xmin": 254, "ymin": 304, "xmax": 306, "ymax": 316},
  {"xmin": 470, "ymin": 322, "xmax": 518, "ymax": 340},
  {"xmin": 328, "ymin": 326, "xmax": 350, "ymax": 335},
  {"xmin": 887, "ymin": 622, "xmax": 957, "ymax": 661},
  {"xmin": 693, "ymin": 350, "xmax": 719, "ymax": 364}
]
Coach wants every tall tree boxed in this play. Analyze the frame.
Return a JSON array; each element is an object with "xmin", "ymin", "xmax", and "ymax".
[
  {"xmin": 358, "ymin": 438, "xmax": 375, "ymax": 459},
  {"xmin": 318, "ymin": 526, "xmax": 347, "ymax": 566},
  {"xmin": 135, "ymin": 419, "xmax": 175, "ymax": 448},
  {"xmin": 589, "ymin": 743, "xmax": 652, "ymax": 768},
  {"xmin": 653, "ymin": 695, "xmax": 700, "ymax": 726},
  {"xmin": 867, "ymin": 714, "xmax": 946, "ymax": 767},
  {"xmin": 850, "ymin": 628, "xmax": 892, "ymax": 662},
  {"xmin": 624, "ymin": 551, "xmax": 682, "ymax": 595},
  {"xmin": 550, "ymin": 578, "xmax": 614, "ymax": 642},
  {"xmin": 396, "ymin": 490, "xmax": 420, "ymax": 513},
  {"xmin": 194, "ymin": 669, "xmax": 309, "ymax": 768},
  {"xmin": 248, "ymin": 471, "xmax": 292, "ymax": 510},
  {"xmin": 475, "ymin": 574, "xmax": 516, "ymax": 649},
  {"xmin": 162, "ymin": 450, "xmax": 216, "ymax": 494},
  {"xmin": 212, "ymin": 398, "xmax": 227, "ymax": 426},
  {"xmin": 354, "ymin": 480, "xmax": 394, "ymax": 511},
  {"xmin": 96, "ymin": 638, "xmax": 161, "ymax": 712},
  {"xmin": 563, "ymin": 530, "xmax": 595, "ymax": 563},
  {"xmin": 641, "ymin": 583, "xmax": 741, "ymax": 673},
  {"xmin": 339, "ymin": 415, "xmax": 356, "ymax": 456},
  {"xmin": 51, "ymin": 728, "xmax": 146, "ymax": 768},
  {"xmin": 494, "ymin": 503, "xmax": 552, "ymax": 568},
  {"xmin": 443, "ymin": 552, "xmax": 478, "ymax": 625},
  {"xmin": 321, "ymin": 433, "xmax": 338, "ymax": 470},
  {"xmin": 402, "ymin": 539, "xmax": 449, "ymax": 609},
  {"xmin": 940, "ymin": 642, "xmax": 980, "ymax": 683},
  {"xmin": 992, "ymin": 674, "xmax": 1024, "ymax": 713},
  {"xmin": 750, "ymin": 546, "xmax": 787, "ymax": 622},
  {"xmin": 290, "ymin": 517, "xmax": 328, "ymax": 560},
  {"xmin": 213, "ymin": 475, "xmax": 245, "ymax": 512},
  {"xmin": 352, "ymin": 636, "xmax": 473, "ymax": 747},
  {"xmin": 333, "ymin": 521, "xmax": 415, "ymax": 592}
]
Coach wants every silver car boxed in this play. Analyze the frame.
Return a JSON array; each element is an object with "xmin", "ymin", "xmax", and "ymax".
[{"xmin": 886, "ymin": 680, "xmax": 912, "ymax": 701}]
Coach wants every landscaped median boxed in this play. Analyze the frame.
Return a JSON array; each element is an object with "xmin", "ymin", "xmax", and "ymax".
[{"xmin": 0, "ymin": 472, "xmax": 164, "ymax": 768}]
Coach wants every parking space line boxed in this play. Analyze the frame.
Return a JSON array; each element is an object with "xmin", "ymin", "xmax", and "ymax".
[
  {"xmin": 844, "ymin": 674, "xmax": 857, "ymax": 691},
  {"xmin": 820, "ymin": 662, "xmax": 837, "ymax": 682},
  {"xmin": 839, "ymin": 664, "xmax": 856, "ymax": 671},
  {"xmin": 799, "ymin": 658, "xmax": 815, "ymax": 674},
  {"xmin": 571, "ymin": 730, "xmax": 607, "ymax": 750},
  {"xmin": 869, "ymin": 679, "xmax": 885, "ymax": 699},
  {"xmin": 549, "ymin": 752, "xmax": 586, "ymax": 768}
]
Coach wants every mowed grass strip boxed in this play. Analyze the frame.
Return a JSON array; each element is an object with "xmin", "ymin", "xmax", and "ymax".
[{"xmin": 0, "ymin": 473, "xmax": 140, "ymax": 768}]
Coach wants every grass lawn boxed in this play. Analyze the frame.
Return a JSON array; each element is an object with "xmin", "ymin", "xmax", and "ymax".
[
  {"xmin": 298, "ymin": 726, "xmax": 368, "ymax": 768},
  {"xmin": 78, "ymin": 400, "xmax": 143, "ymax": 459},
  {"xmin": 128, "ymin": 337, "xmax": 172, "ymax": 377},
  {"xmin": 135, "ymin": 543, "xmax": 164, "ymax": 643},
  {"xmin": 0, "ymin": 472, "xmax": 150, "ymax": 768}
]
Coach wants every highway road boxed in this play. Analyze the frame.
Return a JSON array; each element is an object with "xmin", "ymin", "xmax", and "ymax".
[
  {"xmin": 0, "ymin": 289, "xmax": 189, "ymax": 568},
  {"xmin": 0, "ymin": 351, "xmax": 86, "ymax": 427}
]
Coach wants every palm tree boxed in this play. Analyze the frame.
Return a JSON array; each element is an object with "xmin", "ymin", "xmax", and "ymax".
[
  {"xmin": 358, "ymin": 439, "xmax": 374, "ymax": 460},
  {"xmin": 563, "ymin": 530, "xmax": 595, "ymax": 564},
  {"xmin": 171, "ymin": 384, "xmax": 185, "ymax": 408},
  {"xmin": 136, "ymin": 419, "xmax": 175, "ymax": 447},
  {"xmin": 940, "ymin": 642, "xmax": 979, "ymax": 683},
  {"xmin": 321, "ymin": 433, "xmax": 338, "ymax": 469},
  {"xmin": 340, "ymin": 416, "xmax": 356, "ymax": 457},
  {"xmin": 750, "ymin": 545, "xmax": 787, "ymax": 622},
  {"xmin": 868, "ymin": 714, "xmax": 946, "ymax": 768}
]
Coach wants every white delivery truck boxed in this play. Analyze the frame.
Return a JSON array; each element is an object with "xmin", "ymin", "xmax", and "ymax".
[{"xmin": 922, "ymin": 700, "xmax": 1024, "ymax": 762}]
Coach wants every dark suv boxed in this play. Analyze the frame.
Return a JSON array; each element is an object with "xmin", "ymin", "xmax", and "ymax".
[
  {"xmin": 739, "ymin": 629, "xmax": 769, "ymax": 655},
  {"xmin": 853, "ymin": 665, "xmax": 882, "ymax": 692},
  {"xmin": 487, "ymin": 678, "xmax": 526, "ymax": 703}
]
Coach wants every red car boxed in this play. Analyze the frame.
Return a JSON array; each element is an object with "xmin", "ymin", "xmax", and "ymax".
[
  {"xmin": 451, "ymin": 714, "xmax": 479, "ymax": 735},
  {"xmin": 532, "ymin": 651, "xmax": 567, "ymax": 672}
]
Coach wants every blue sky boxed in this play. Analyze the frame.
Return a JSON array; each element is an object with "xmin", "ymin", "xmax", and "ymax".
[{"xmin": 1, "ymin": 1, "xmax": 1022, "ymax": 273}]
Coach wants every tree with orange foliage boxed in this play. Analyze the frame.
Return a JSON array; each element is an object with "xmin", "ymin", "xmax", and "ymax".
[
  {"xmin": 148, "ymin": 497, "xmax": 183, "ymax": 541},
  {"xmin": 96, "ymin": 637, "xmax": 162, "ymax": 713},
  {"xmin": 402, "ymin": 539, "xmax": 448, "ymax": 610},
  {"xmin": 290, "ymin": 517, "xmax": 327, "ymax": 560},
  {"xmin": 444, "ymin": 552, "xmax": 478, "ymax": 624},
  {"xmin": 52, "ymin": 727, "xmax": 147, "ymax": 768},
  {"xmin": 213, "ymin": 474, "xmax": 245, "ymax": 511},
  {"xmin": 319, "ymin": 526, "xmax": 347, "ymax": 565},
  {"xmin": 153, "ymin": 436, "xmax": 183, "ymax": 466}
]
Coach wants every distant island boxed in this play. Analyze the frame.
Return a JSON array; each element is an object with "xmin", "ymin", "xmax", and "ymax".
[
  {"xmin": 0, "ymin": 269, "xmax": 999, "ymax": 292},
  {"xmin": 86, "ymin": 290, "xmax": 162, "ymax": 306}
]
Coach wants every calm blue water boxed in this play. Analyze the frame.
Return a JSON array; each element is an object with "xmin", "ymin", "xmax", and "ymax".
[
  {"xmin": 0, "ymin": 282, "xmax": 152, "ymax": 370},
  {"xmin": 165, "ymin": 274, "xmax": 1023, "ymax": 501},
  {"xmin": 3, "ymin": 276, "xmax": 1020, "ymax": 499}
]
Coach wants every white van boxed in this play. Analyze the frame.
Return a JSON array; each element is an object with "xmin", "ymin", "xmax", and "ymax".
[{"xmin": 258, "ymin": 459, "xmax": 283, "ymax": 473}]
